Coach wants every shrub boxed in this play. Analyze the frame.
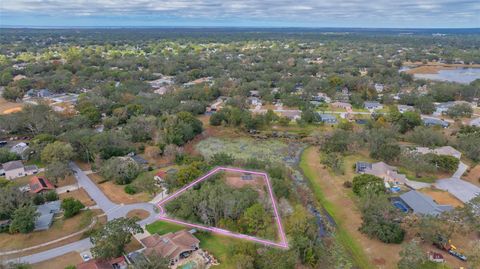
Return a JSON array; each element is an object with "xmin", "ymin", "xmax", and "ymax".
[
  {"xmin": 61, "ymin": 198, "xmax": 85, "ymax": 218},
  {"xmin": 124, "ymin": 185, "xmax": 138, "ymax": 195},
  {"xmin": 33, "ymin": 194, "xmax": 45, "ymax": 205},
  {"xmin": 352, "ymin": 174, "xmax": 385, "ymax": 196},
  {"xmin": 343, "ymin": 181, "xmax": 352, "ymax": 188},
  {"xmin": 44, "ymin": 190, "xmax": 59, "ymax": 202},
  {"xmin": 430, "ymin": 154, "xmax": 460, "ymax": 172}
]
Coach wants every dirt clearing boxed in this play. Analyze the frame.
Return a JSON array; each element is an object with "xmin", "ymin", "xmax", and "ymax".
[{"xmin": 420, "ymin": 188, "xmax": 464, "ymax": 208}]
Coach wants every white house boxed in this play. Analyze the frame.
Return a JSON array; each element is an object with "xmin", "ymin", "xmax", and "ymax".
[
  {"xmin": 10, "ymin": 142, "xmax": 30, "ymax": 159},
  {"xmin": 374, "ymin": 83, "xmax": 384, "ymax": 93},
  {"xmin": 2, "ymin": 160, "xmax": 38, "ymax": 180}
]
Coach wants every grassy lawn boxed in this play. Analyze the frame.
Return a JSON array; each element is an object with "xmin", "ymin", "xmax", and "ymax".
[
  {"xmin": 418, "ymin": 261, "xmax": 451, "ymax": 269},
  {"xmin": 300, "ymin": 149, "xmax": 373, "ymax": 269},
  {"xmin": 397, "ymin": 167, "xmax": 437, "ymax": 183},
  {"xmin": 146, "ymin": 221, "xmax": 237, "ymax": 268}
]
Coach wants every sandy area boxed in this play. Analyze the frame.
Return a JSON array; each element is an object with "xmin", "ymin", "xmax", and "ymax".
[
  {"xmin": 464, "ymin": 165, "xmax": 480, "ymax": 187},
  {"xmin": 223, "ymin": 171, "xmax": 266, "ymax": 196},
  {"xmin": 126, "ymin": 209, "xmax": 150, "ymax": 220},
  {"xmin": 59, "ymin": 188, "xmax": 96, "ymax": 207},
  {"xmin": 0, "ymin": 97, "xmax": 23, "ymax": 115},
  {"xmin": 403, "ymin": 61, "xmax": 480, "ymax": 74},
  {"xmin": 32, "ymin": 251, "xmax": 82, "ymax": 269}
]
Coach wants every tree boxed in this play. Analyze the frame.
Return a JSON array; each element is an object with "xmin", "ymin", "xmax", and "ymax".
[
  {"xmin": 407, "ymin": 126, "xmax": 446, "ymax": 147},
  {"xmin": 9, "ymin": 205, "xmax": 38, "ymax": 234},
  {"xmin": 132, "ymin": 173, "xmax": 160, "ymax": 196},
  {"xmin": 90, "ymin": 217, "xmax": 143, "ymax": 259},
  {"xmin": 100, "ymin": 157, "xmax": 141, "ymax": 185},
  {"xmin": 241, "ymin": 203, "xmax": 269, "ymax": 234},
  {"xmin": 41, "ymin": 141, "xmax": 75, "ymax": 164},
  {"xmin": 45, "ymin": 161, "xmax": 72, "ymax": 183},
  {"xmin": 44, "ymin": 190, "xmax": 59, "ymax": 202},
  {"xmin": 132, "ymin": 254, "xmax": 170, "ymax": 269},
  {"xmin": 398, "ymin": 241, "xmax": 427, "ymax": 269},
  {"xmin": 2, "ymin": 86, "xmax": 24, "ymax": 101},
  {"xmin": 466, "ymin": 240, "xmax": 480, "ymax": 269},
  {"xmin": 322, "ymin": 129, "xmax": 353, "ymax": 153},
  {"xmin": 352, "ymin": 174, "xmax": 385, "ymax": 196},
  {"xmin": 0, "ymin": 187, "xmax": 30, "ymax": 220},
  {"xmin": 430, "ymin": 154, "xmax": 459, "ymax": 172},
  {"xmin": 61, "ymin": 198, "xmax": 85, "ymax": 218},
  {"xmin": 321, "ymin": 152, "xmax": 344, "ymax": 174},
  {"xmin": 400, "ymin": 151, "xmax": 436, "ymax": 178},
  {"xmin": 0, "ymin": 148, "xmax": 20, "ymax": 163}
]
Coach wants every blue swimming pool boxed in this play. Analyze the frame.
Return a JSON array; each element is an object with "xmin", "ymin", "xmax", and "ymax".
[
  {"xmin": 180, "ymin": 262, "xmax": 196, "ymax": 269},
  {"xmin": 393, "ymin": 201, "xmax": 409, "ymax": 212}
]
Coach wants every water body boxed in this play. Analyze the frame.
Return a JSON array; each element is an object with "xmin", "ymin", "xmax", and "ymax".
[{"xmin": 400, "ymin": 66, "xmax": 480, "ymax": 84}]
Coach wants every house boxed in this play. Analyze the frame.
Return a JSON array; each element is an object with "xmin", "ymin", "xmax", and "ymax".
[
  {"xmin": 311, "ymin": 92, "xmax": 331, "ymax": 103},
  {"xmin": 317, "ymin": 113, "xmax": 337, "ymax": 124},
  {"xmin": 141, "ymin": 230, "xmax": 200, "ymax": 265},
  {"xmin": 374, "ymin": 83, "xmax": 384, "ymax": 93},
  {"xmin": 469, "ymin": 117, "xmax": 480, "ymax": 127},
  {"xmin": 2, "ymin": 160, "xmax": 38, "ymax": 180},
  {"xmin": 415, "ymin": 146, "xmax": 462, "ymax": 159},
  {"xmin": 397, "ymin": 105, "xmax": 415, "ymax": 113},
  {"xmin": 76, "ymin": 256, "xmax": 128, "ymax": 269},
  {"xmin": 428, "ymin": 252, "xmax": 445, "ymax": 263},
  {"xmin": 29, "ymin": 176, "xmax": 55, "ymax": 194},
  {"xmin": 247, "ymin": 97, "xmax": 262, "ymax": 107},
  {"xmin": 331, "ymin": 102, "xmax": 352, "ymax": 110},
  {"xmin": 422, "ymin": 117, "xmax": 449, "ymax": 128},
  {"xmin": 398, "ymin": 190, "xmax": 453, "ymax": 216},
  {"xmin": 35, "ymin": 200, "xmax": 61, "ymax": 231},
  {"xmin": 126, "ymin": 153, "xmax": 149, "ymax": 168},
  {"xmin": 9, "ymin": 142, "xmax": 30, "ymax": 159},
  {"xmin": 275, "ymin": 110, "xmax": 302, "ymax": 121},
  {"xmin": 356, "ymin": 161, "xmax": 408, "ymax": 185},
  {"xmin": 364, "ymin": 101, "xmax": 383, "ymax": 111},
  {"xmin": 433, "ymin": 102, "xmax": 456, "ymax": 116},
  {"xmin": 154, "ymin": 170, "xmax": 167, "ymax": 184},
  {"xmin": 249, "ymin": 90, "xmax": 260, "ymax": 97}
]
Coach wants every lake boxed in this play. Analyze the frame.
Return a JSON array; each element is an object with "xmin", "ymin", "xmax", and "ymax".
[{"xmin": 400, "ymin": 67, "xmax": 480, "ymax": 84}]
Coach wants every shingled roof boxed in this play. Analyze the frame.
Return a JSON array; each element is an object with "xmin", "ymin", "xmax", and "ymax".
[{"xmin": 141, "ymin": 230, "xmax": 200, "ymax": 260}]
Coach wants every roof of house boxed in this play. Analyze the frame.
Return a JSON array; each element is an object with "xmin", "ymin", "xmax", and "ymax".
[
  {"xmin": 29, "ymin": 176, "xmax": 55, "ymax": 193},
  {"xmin": 317, "ymin": 113, "xmax": 337, "ymax": 121},
  {"xmin": 35, "ymin": 200, "xmax": 61, "ymax": 231},
  {"xmin": 2, "ymin": 160, "xmax": 24, "ymax": 171},
  {"xmin": 361, "ymin": 162, "xmax": 408, "ymax": 183},
  {"xmin": 76, "ymin": 256, "xmax": 127, "ymax": 269},
  {"xmin": 399, "ymin": 190, "xmax": 453, "ymax": 216},
  {"xmin": 155, "ymin": 170, "xmax": 167, "ymax": 179},
  {"xmin": 364, "ymin": 101, "xmax": 382, "ymax": 107},
  {"xmin": 141, "ymin": 230, "xmax": 200, "ymax": 260},
  {"xmin": 423, "ymin": 117, "xmax": 449, "ymax": 126}
]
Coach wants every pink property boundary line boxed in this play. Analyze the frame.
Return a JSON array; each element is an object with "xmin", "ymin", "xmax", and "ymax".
[{"xmin": 156, "ymin": 167, "xmax": 289, "ymax": 249}]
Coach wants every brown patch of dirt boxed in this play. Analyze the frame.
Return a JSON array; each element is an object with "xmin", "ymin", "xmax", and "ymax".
[
  {"xmin": 126, "ymin": 209, "xmax": 150, "ymax": 221},
  {"xmin": 32, "ymin": 251, "xmax": 82, "ymax": 269},
  {"xmin": 464, "ymin": 165, "xmax": 480, "ymax": 187},
  {"xmin": 303, "ymin": 147, "xmax": 401, "ymax": 269},
  {"xmin": 56, "ymin": 174, "xmax": 77, "ymax": 187},
  {"xmin": 419, "ymin": 188, "xmax": 464, "ymax": 208},
  {"xmin": 59, "ymin": 188, "xmax": 96, "ymax": 207},
  {"xmin": 223, "ymin": 171, "xmax": 266, "ymax": 197},
  {"xmin": 88, "ymin": 173, "xmax": 151, "ymax": 204},
  {"xmin": 0, "ymin": 97, "xmax": 23, "ymax": 115},
  {"xmin": 75, "ymin": 161, "xmax": 92, "ymax": 171}
]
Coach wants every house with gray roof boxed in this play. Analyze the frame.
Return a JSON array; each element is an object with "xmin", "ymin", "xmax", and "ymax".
[
  {"xmin": 422, "ymin": 117, "xmax": 449, "ymax": 128},
  {"xmin": 35, "ymin": 200, "xmax": 61, "ymax": 231},
  {"xmin": 364, "ymin": 101, "xmax": 383, "ymax": 110},
  {"xmin": 317, "ymin": 113, "xmax": 337, "ymax": 124},
  {"xmin": 399, "ymin": 190, "xmax": 453, "ymax": 216}
]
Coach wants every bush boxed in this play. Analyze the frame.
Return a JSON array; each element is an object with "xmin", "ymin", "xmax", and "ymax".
[
  {"xmin": 44, "ymin": 190, "xmax": 59, "ymax": 202},
  {"xmin": 124, "ymin": 185, "xmax": 138, "ymax": 195},
  {"xmin": 343, "ymin": 181, "xmax": 352, "ymax": 188},
  {"xmin": 352, "ymin": 174, "xmax": 385, "ymax": 196},
  {"xmin": 33, "ymin": 194, "xmax": 45, "ymax": 205},
  {"xmin": 430, "ymin": 154, "xmax": 460, "ymax": 172},
  {"xmin": 61, "ymin": 198, "xmax": 85, "ymax": 218}
]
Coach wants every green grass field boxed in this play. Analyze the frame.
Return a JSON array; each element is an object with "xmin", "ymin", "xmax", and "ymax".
[
  {"xmin": 299, "ymin": 149, "xmax": 373, "ymax": 269},
  {"xmin": 145, "ymin": 221, "xmax": 237, "ymax": 268}
]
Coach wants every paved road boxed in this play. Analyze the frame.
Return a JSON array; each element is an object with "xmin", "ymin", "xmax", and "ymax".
[
  {"xmin": 8, "ymin": 239, "xmax": 92, "ymax": 264},
  {"xmin": 453, "ymin": 161, "xmax": 468, "ymax": 179},
  {"xmin": 6, "ymin": 163, "xmax": 159, "ymax": 264}
]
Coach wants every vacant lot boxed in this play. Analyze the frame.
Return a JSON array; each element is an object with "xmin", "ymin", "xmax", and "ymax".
[
  {"xmin": 196, "ymin": 137, "xmax": 303, "ymax": 165},
  {"xmin": 88, "ymin": 173, "xmax": 150, "ymax": 204},
  {"xmin": 59, "ymin": 188, "xmax": 96, "ymax": 207},
  {"xmin": 0, "ymin": 97, "xmax": 23, "ymax": 115},
  {"xmin": 224, "ymin": 171, "xmax": 265, "ymax": 196},
  {"xmin": 32, "ymin": 251, "xmax": 81, "ymax": 269},
  {"xmin": 420, "ymin": 188, "xmax": 464, "ymax": 208}
]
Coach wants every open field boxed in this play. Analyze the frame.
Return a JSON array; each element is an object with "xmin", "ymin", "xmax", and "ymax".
[
  {"xmin": 32, "ymin": 251, "xmax": 81, "ymax": 269},
  {"xmin": 300, "ymin": 147, "xmax": 397, "ymax": 269},
  {"xmin": 0, "ymin": 97, "xmax": 23, "ymax": 115},
  {"xmin": 146, "ymin": 221, "xmax": 238, "ymax": 269},
  {"xmin": 196, "ymin": 137, "xmax": 303, "ymax": 165},
  {"xmin": 419, "ymin": 188, "xmax": 464, "ymax": 208},
  {"xmin": 88, "ymin": 173, "xmax": 151, "ymax": 204},
  {"xmin": 59, "ymin": 188, "xmax": 96, "ymax": 207}
]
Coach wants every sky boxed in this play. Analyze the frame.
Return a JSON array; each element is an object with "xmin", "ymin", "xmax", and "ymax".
[{"xmin": 0, "ymin": 0, "xmax": 479, "ymax": 28}]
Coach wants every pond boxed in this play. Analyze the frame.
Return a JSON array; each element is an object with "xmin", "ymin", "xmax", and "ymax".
[{"xmin": 400, "ymin": 66, "xmax": 480, "ymax": 84}]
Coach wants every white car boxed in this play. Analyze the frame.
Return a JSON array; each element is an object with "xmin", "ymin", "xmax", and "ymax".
[{"xmin": 82, "ymin": 254, "xmax": 91, "ymax": 261}]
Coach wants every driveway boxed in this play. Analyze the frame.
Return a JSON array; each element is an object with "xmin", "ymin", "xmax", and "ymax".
[{"xmin": 435, "ymin": 178, "xmax": 480, "ymax": 203}]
